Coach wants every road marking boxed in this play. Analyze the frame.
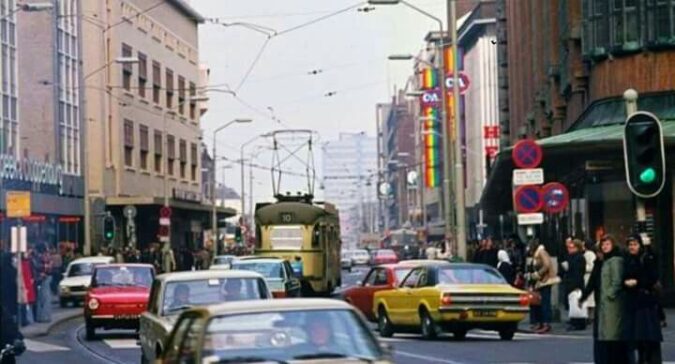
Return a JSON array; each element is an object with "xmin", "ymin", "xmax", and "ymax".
[
  {"xmin": 103, "ymin": 339, "xmax": 140, "ymax": 349},
  {"xmin": 24, "ymin": 339, "xmax": 70, "ymax": 353},
  {"xmin": 396, "ymin": 351, "xmax": 466, "ymax": 364}
]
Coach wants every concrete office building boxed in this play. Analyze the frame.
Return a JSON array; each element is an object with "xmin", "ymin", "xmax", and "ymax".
[
  {"xmin": 81, "ymin": 0, "xmax": 233, "ymax": 254},
  {"xmin": 322, "ymin": 132, "xmax": 378, "ymax": 248}
]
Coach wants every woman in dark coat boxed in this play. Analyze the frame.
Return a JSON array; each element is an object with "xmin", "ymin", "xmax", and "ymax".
[
  {"xmin": 563, "ymin": 239, "xmax": 586, "ymax": 330},
  {"xmin": 624, "ymin": 235, "xmax": 662, "ymax": 364}
]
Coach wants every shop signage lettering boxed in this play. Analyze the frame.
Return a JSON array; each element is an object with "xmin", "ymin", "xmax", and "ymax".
[
  {"xmin": 0, "ymin": 154, "xmax": 64, "ymax": 188},
  {"xmin": 173, "ymin": 188, "xmax": 202, "ymax": 203}
]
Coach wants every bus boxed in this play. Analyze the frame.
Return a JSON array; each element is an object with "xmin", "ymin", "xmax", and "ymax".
[{"xmin": 254, "ymin": 194, "xmax": 341, "ymax": 296}]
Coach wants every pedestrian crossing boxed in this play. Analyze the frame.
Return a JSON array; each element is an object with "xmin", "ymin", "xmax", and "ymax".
[{"xmin": 24, "ymin": 338, "xmax": 140, "ymax": 353}]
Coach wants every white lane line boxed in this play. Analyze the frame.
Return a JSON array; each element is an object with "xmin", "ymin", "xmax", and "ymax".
[
  {"xmin": 24, "ymin": 339, "xmax": 71, "ymax": 353},
  {"xmin": 103, "ymin": 339, "xmax": 139, "ymax": 349},
  {"xmin": 395, "ymin": 351, "xmax": 466, "ymax": 364}
]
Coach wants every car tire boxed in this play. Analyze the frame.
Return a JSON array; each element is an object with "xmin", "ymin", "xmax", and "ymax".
[
  {"xmin": 453, "ymin": 329, "xmax": 467, "ymax": 341},
  {"xmin": 420, "ymin": 309, "xmax": 439, "ymax": 340},
  {"xmin": 59, "ymin": 298, "xmax": 68, "ymax": 308},
  {"xmin": 85, "ymin": 322, "xmax": 96, "ymax": 341},
  {"xmin": 499, "ymin": 329, "xmax": 515, "ymax": 341},
  {"xmin": 377, "ymin": 307, "xmax": 395, "ymax": 338}
]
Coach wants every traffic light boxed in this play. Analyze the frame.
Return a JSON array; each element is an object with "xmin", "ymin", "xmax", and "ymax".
[
  {"xmin": 623, "ymin": 111, "xmax": 666, "ymax": 198},
  {"xmin": 103, "ymin": 215, "xmax": 116, "ymax": 242}
]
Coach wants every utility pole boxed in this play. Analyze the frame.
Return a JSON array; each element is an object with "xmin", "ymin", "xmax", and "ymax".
[{"xmin": 448, "ymin": 0, "xmax": 467, "ymax": 259}]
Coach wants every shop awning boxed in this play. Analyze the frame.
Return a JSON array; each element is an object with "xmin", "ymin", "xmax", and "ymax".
[
  {"xmin": 480, "ymin": 119, "xmax": 675, "ymax": 212},
  {"xmin": 105, "ymin": 197, "xmax": 237, "ymax": 217}
]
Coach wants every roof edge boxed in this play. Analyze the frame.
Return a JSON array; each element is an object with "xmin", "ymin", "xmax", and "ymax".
[{"xmin": 168, "ymin": 0, "xmax": 205, "ymax": 24}]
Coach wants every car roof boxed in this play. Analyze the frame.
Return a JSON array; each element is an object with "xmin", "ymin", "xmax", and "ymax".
[
  {"xmin": 398, "ymin": 259, "xmax": 452, "ymax": 266},
  {"xmin": 96, "ymin": 263, "xmax": 154, "ymax": 269},
  {"xmin": 202, "ymin": 298, "xmax": 354, "ymax": 316},
  {"xmin": 156, "ymin": 269, "xmax": 265, "ymax": 282},
  {"xmin": 233, "ymin": 257, "xmax": 284, "ymax": 264},
  {"xmin": 70, "ymin": 256, "xmax": 115, "ymax": 264}
]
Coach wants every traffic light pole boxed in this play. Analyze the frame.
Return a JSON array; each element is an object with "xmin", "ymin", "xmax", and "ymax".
[{"xmin": 623, "ymin": 89, "xmax": 647, "ymax": 227}]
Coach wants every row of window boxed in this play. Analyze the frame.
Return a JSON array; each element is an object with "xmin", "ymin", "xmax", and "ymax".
[
  {"xmin": 123, "ymin": 119, "xmax": 199, "ymax": 182},
  {"xmin": 583, "ymin": 0, "xmax": 675, "ymax": 58},
  {"xmin": 121, "ymin": 43, "xmax": 198, "ymax": 120}
]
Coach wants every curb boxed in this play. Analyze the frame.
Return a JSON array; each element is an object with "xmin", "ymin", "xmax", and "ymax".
[{"xmin": 22, "ymin": 310, "xmax": 82, "ymax": 339}]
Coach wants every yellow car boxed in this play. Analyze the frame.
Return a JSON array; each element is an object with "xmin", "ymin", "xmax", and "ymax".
[{"xmin": 373, "ymin": 261, "xmax": 529, "ymax": 341}]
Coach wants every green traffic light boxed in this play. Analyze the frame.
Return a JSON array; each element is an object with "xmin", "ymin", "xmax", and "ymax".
[{"xmin": 640, "ymin": 167, "xmax": 657, "ymax": 184}]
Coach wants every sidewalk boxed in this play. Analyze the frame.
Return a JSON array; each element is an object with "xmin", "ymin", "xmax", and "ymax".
[
  {"xmin": 20, "ymin": 302, "xmax": 82, "ymax": 339},
  {"xmin": 518, "ymin": 309, "xmax": 675, "ymax": 337}
]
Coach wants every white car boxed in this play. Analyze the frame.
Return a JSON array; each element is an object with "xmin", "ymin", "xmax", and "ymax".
[
  {"xmin": 209, "ymin": 255, "xmax": 237, "ymax": 270},
  {"xmin": 58, "ymin": 256, "xmax": 115, "ymax": 307},
  {"xmin": 351, "ymin": 249, "xmax": 371, "ymax": 265}
]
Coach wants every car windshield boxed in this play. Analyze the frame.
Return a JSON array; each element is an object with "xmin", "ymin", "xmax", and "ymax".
[
  {"xmin": 231, "ymin": 262, "xmax": 283, "ymax": 279},
  {"xmin": 162, "ymin": 278, "xmax": 267, "ymax": 315},
  {"xmin": 377, "ymin": 250, "xmax": 395, "ymax": 257},
  {"xmin": 393, "ymin": 268, "xmax": 413, "ymax": 284},
  {"xmin": 202, "ymin": 309, "xmax": 382, "ymax": 362},
  {"xmin": 213, "ymin": 256, "xmax": 234, "ymax": 266},
  {"xmin": 92, "ymin": 266, "xmax": 154, "ymax": 288},
  {"xmin": 68, "ymin": 262, "xmax": 102, "ymax": 277},
  {"xmin": 437, "ymin": 267, "xmax": 507, "ymax": 285}
]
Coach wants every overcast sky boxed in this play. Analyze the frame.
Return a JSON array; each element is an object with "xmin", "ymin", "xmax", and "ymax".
[{"xmin": 191, "ymin": 0, "xmax": 446, "ymax": 204}]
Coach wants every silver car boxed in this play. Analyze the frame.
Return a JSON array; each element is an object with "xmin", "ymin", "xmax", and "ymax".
[{"xmin": 138, "ymin": 270, "xmax": 271, "ymax": 364}]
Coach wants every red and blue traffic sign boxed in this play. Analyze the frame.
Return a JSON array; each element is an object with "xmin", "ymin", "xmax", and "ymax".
[
  {"xmin": 512, "ymin": 139, "xmax": 543, "ymax": 169},
  {"xmin": 542, "ymin": 182, "xmax": 569, "ymax": 214},
  {"xmin": 514, "ymin": 185, "xmax": 544, "ymax": 213}
]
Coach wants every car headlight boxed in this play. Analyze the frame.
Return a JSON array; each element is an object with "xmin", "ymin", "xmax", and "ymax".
[
  {"xmin": 59, "ymin": 285, "xmax": 70, "ymax": 293},
  {"xmin": 88, "ymin": 298, "xmax": 100, "ymax": 310}
]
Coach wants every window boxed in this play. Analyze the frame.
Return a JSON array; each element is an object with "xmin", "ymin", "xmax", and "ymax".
[
  {"xmin": 167, "ymin": 134, "xmax": 175, "ymax": 175},
  {"xmin": 362, "ymin": 269, "xmax": 378, "ymax": 286},
  {"xmin": 647, "ymin": 0, "xmax": 675, "ymax": 46},
  {"xmin": 122, "ymin": 43, "xmax": 133, "ymax": 91},
  {"xmin": 138, "ymin": 52, "xmax": 147, "ymax": 98},
  {"xmin": 189, "ymin": 82, "xmax": 197, "ymax": 119},
  {"xmin": 179, "ymin": 139, "xmax": 187, "ymax": 178},
  {"xmin": 124, "ymin": 119, "xmax": 134, "ymax": 167},
  {"xmin": 400, "ymin": 268, "xmax": 422, "ymax": 288},
  {"xmin": 154, "ymin": 130, "xmax": 162, "ymax": 173},
  {"xmin": 152, "ymin": 61, "xmax": 161, "ymax": 104},
  {"xmin": 178, "ymin": 76, "xmax": 186, "ymax": 115},
  {"xmin": 139, "ymin": 124, "xmax": 149, "ymax": 170},
  {"xmin": 190, "ymin": 143, "xmax": 198, "ymax": 181},
  {"xmin": 165, "ymin": 68, "xmax": 174, "ymax": 109},
  {"xmin": 610, "ymin": 0, "xmax": 640, "ymax": 51},
  {"xmin": 582, "ymin": 0, "xmax": 611, "ymax": 56}
]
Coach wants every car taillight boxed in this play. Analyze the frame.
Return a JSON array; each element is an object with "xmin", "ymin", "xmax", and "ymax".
[
  {"xmin": 519, "ymin": 294, "xmax": 530, "ymax": 306},
  {"xmin": 272, "ymin": 291, "xmax": 287, "ymax": 298},
  {"xmin": 441, "ymin": 293, "xmax": 452, "ymax": 306}
]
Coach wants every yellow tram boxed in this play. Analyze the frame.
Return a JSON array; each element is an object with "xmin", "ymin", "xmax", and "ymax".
[{"xmin": 254, "ymin": 194, "xmax": 341, "ymax": 296}]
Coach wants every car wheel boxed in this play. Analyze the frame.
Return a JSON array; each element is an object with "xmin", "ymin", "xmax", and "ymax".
[
  {"xmin": 420, "ymin": 309, "xmax": 439, "ymax": 340},
  {"xmin": 453, "ymin": 329, "xmax": 467, "ymax": 340},
  {"xmin": 59, "ymin": 298, "xmax": 68, "ymax": 308},
  {"xmin": 499, "ymin": 329, "xmax": 515, "ymax": 341},
  {"xmin": 85, "ymin": 322, "xmax": 96, "ymax": 341},
  {"xmin": 377, "ymin": 307, "xmax": 395, "ymax": 338}
]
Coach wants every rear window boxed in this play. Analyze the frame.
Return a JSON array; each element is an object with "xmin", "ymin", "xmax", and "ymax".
[
  {"xmin": 163, "ymin": 278, "xmax": 268, "ymax": 316},
  {"xmin": 270, "ymin": 225, "xmax": 303, "ymax": 250},
  {"xmin": 437, "ymin": 267, "xmax": 506, "ymax": 285},
  {"xmin": 231, "ymin": 262, "xmax": 283, "ymax": 279},
  {"xmin": 377, "ymin": 250, "xmax": 396, "ymax": 257},
  {"xmin": 69, "ymin": 262, "xmax": 107, "ymax": 277}
]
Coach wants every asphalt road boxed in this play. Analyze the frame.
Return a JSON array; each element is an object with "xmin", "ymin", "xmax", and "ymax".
[{"xmin": 18, "ymin": 266, "xmax": 675, "ymax": 364}]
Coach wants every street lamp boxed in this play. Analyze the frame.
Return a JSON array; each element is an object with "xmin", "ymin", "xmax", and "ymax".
[
  {"xmin": 240, "ymin": 133, "xmax": 272, "ymax": 225},
  {"xmin": 212, "ymin": 118, "xmax": 252, "ymax": 254}
]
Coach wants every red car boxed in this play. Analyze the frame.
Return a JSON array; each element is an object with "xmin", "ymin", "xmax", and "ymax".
[
  {"xmin": 371, "ymin": 249, "xmax": 399, "ymax": 265},
  {"xmin": 84, "ymin": 263, "xmax": 155, "ymax": 340},
  {"xmin": 343, "ymin": 263, "xmax": 414, "ymax": 321}
]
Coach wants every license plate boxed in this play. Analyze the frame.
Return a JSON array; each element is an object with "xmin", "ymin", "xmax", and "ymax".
[
  {"xmin": 114, "ymin": 314, "xmax": 139, "ymax": 320},
  {"xmin": 473, "ymin": 310, "xmax": 498, "ymax": 318}
]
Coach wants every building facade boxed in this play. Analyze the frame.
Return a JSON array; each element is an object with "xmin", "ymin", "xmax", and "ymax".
[
  {"xmin": 81, "ymin": 0, "xmax": 232, "ymax": 255},
  {"xmin": 0, "ymin": 0, "xmax": 85, "ymax": 252},
  {"xmin": 322, "ymin": 132, "xmax": 377, "ymax": 248},
  {"xmin": 484, "ymin": 0, "xmax": 675, "ymax": 298}
]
